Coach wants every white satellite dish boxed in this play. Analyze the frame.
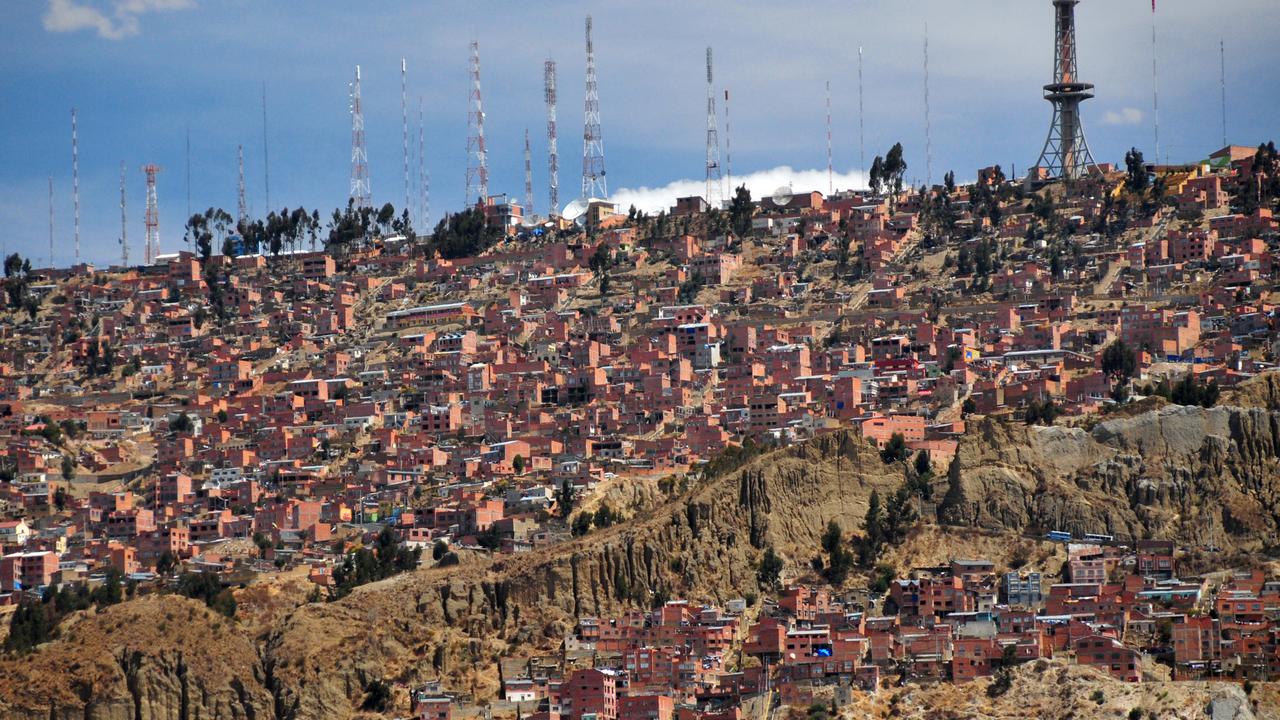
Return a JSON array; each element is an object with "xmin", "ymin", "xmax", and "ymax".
[{"xmin": 772, "ymin": 184, "xmax": 793, "ymax": 207}]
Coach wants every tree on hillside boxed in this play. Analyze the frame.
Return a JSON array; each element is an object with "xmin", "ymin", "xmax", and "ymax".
[
  {"xmin": 880, "ymin": 432, "xmax": 909, "ymax": 464},
  {"xmin": 821, "ymin": 521, "xmax": 853, "ymax": 586},
  {"xmin": 427, "ymin": 207, "xmax": 500, "ymax": 260},
  {"xmin": 729, "ymin": 185, "xmax": 754, "ymax": 237},
  {"xmin": 884, "ymin": 143, "xmax": 908, "ymax": 195},
  {"xmin": 556, "ymin": 478, "xmax": 577, "ymax": 519},
  {"xmin": 757, "ymin": 546, "xmax": 783, "ymax": 589},
  {"xmin": 1101, "ymin": 340, "xmax": 1138, "ymax": 382},
  {"xmin": 869, "ymin": 156, "xmax": 885, "ymax": 195},
  {"xmin": 60, "ymin": 454, "xmax": 75, "ymax": 482},
  {"xmin": 1125, "ymin": 148, "xmax": 1149, "ymax": 194}
]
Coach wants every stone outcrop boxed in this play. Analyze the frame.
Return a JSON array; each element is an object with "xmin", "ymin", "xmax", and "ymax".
[{"xmin": 3, "ymin": 404, "xmax": 1278, "ymax": 719}]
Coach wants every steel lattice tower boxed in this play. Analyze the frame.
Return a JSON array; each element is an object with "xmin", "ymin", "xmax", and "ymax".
[
  {"xmin": 465, "ymin": 41, "xmax": 489, "ymax": 206},
  {"xmin": 581, "ymin": 16, "xmax": 607, "ymax": 199},
  {"xmin": 544, "ymin": 59, "xmax": 559, "ymax": 216},
  {"xmin": 1034, "ymin": 0, "xmax": 1098, "ymax": 180},
  {"xmin": 724, "ymin": 89, "xmax": 733, "ymax": 192},
  {"xmin": 419, "ymin": 96, "xmax": 429, "ymax": 230},
  {"xmin": 142, "ymin": 164, "xmax": 161, "ymax": 264},
  {"xmin": 349, "ymin": 65, "xmax": 372, "ymax": 208},
  {"xmin": 71, "ymin": 108, "xmax": 80, "ymax": 265},
  {"xmin": 524, "ymin": 129, "xmax": 534, "ymax": 217},
  {"xmin": 237, "ymin": 144, "xmax": 247, "ymax": 225},
  {"xmin": 825, "ymin": 80, "xmax": 833, "ymax": 196},
  {"xmin": 705, "ymin": 47, "xmax": 723, "ymax": 209},
  {"xmin": 119, "ymin": 162, "xmax": 128, "ymax": 267},
  {"xmin": 48, "ymin": 177, "xmax": 54, "ymax": 269},
  {"xmin": 401, "ymin": 59, "xmax": 411, "ymax": 217}
]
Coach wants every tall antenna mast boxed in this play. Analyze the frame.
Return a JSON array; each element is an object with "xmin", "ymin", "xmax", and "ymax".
[
  {"xmin": 465, "ymin": 41, "xmax": 489, "ymax": 205},
  {"xmin": 1150, "ymin": 3, "xmax": 1161, "ymax": 164},
  {"xmin": 262, "ymin": 82, "xmax": 271, "ymax": 211},
  {"xmin": 119, "ymin": 162, "xmax": 128, "ymax": 267},
  {"xmin": 1219, "ymin": 38, "xmax": 1227, "ymax": 147},
  {"xmin": 858, "ymin": 46, "xmax": 866, "ymax": 180},
  {"xmin": 724, "ymin": 88, "xmax": 733, "ymax": 193},
  {"xmin": 401, "ymin": 58, "xmax": 411, "ymax": 216},
  {"xmin": 419, "ymin": 96, "xmax": 428, "ymax": 229},
  {"xmin": 48, "ymin": 176, "xmax": 55, "ymax": 269},
  {"xmin": 1034, "ymin": 0, "xmax": 1098, "ymax": 180},
  {"xmin": 544, "ymin": 59, "xmax": 560, "ymax": 216},
  {"xmin": 582, "ymin": 15, "xmax": 608, "ymax": 199},
  {"xmin": 825, "ymin": 80, "xmax": 833, "ymax": 196},
  {"xmin": 349, "ymin": 65, "xmax": 372, "ymax": 208},
  {"xmin": 237, "ymin": 144, "xmax": 247, "ymax": 225},
  {"xmin": 185, "ymin": 127, "xmax": 191, "ymax": 217},
  {"xmin": 923, "ymin": 24, "xmax": 933, "ymax": 188},
  {"xmin": 524, "ymin": 129, "xmax": 535, "ymax": 217},
  {"xmin": 705, "ymin": 47, "xmax": 723, "ymax": 209},
  {"xmin": 142, "ymin": 164, "xmax": 161, "ymax": 264},
  {"xmin": 71, "ymin": 108, "xmax": 80, "ymax": 265}
]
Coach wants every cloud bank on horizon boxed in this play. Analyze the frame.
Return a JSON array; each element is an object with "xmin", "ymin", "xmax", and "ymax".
[{"xmin": 609, "ymin": 166, "xmax": 869, "ymax": 215}]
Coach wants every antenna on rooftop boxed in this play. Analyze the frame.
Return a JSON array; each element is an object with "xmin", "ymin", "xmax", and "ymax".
[
  {"xmin": 465, "ymin": 41, "xmax": 488, "ymax": 205},
  {"xmin": 71, "ymin": 108, "xmax": 80, "ymax": 265},
  {"xmin": 705, "ymin": 47, "xmax": 723, "ymax": 209},
  {"xmin": 544, "ymin": 58, "xmax": 560, "ymax": 215}
]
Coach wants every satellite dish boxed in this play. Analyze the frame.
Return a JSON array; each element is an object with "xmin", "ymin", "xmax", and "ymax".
[{"xmin": 772, "ymin": 185, "xmax": 793, "ymax": 207}]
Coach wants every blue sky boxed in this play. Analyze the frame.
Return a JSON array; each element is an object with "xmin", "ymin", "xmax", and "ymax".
[{"xmin": 3, "ymin": 0, "xmax": 1278, "ymax": 267}]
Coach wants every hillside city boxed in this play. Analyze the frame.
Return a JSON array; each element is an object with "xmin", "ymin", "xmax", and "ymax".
[{"xmin": 2, "ymin": 135, "xmax": 1280, "ymax": 718}]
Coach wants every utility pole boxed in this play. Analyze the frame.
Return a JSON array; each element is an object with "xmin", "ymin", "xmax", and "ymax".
[{"xmin": 544, "ymin": 59, "xmax": 560, "ymax": 215}]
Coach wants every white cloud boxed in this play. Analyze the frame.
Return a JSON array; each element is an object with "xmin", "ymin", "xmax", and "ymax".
[
  {"xmin": 42, "ymin": 0, "xmax": 194, "ymax": 40},
  {"xmin": 1101, "ymin": 107, "xmax": 1145, "ymax": 126},
  {"xmin": 609, "ymin": 166, "xmax": 868, "ymax": 215}
]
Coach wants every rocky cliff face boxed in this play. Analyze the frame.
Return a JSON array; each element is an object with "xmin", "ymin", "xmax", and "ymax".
[
  {"xmin": 938, "ymin": 405, "xmax": 1280, "ymax": 547},
  {"xmin": 3, "ymin": 403, "xmax": 1278, "ymax": 719}
]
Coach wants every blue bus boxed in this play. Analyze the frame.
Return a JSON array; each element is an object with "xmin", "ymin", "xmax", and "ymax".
[{"xmin": 1045, "ymin": 530, "xmax": 1072, "ymax": 542}]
